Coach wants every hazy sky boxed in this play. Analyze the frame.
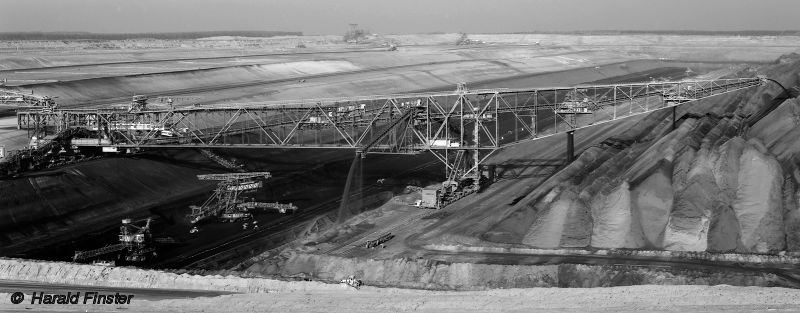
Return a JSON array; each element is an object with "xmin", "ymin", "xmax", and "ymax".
[{"xmin": 2, "ymin": 0, "xmax": 799, "ymax": 35}]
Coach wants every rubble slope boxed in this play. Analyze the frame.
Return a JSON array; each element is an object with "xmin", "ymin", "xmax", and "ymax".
[{"xmin": 485, "ymin": 53, "xmax": 800, "ymax": 253}]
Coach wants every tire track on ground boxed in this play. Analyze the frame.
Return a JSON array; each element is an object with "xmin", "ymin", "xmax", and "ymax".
[{"xmin": 0, "ymin": 48, "xmax": 384, "ymax": 73}]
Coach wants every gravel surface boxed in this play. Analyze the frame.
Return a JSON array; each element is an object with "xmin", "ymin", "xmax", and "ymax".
[{"xmin": 3, "ymin": 285, "xmax": 799, "ymax": 312}]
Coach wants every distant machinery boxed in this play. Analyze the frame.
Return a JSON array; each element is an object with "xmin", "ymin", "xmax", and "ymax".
[
  {"xmin": 188, "ymin": 172, "xmax": 297, "ymax": 227},
  {"xmin": 73, "ymin": 218, "xmax": 157, "ymax": 263},
  {"xmin": 364, "ymin": 233, "xmax": 394, "ymax": 248},
  {"xmin": 238, "ymin": 201, "xmax": 298, "ymax": 214},
  {"xmin": 0, "ymin": 88, "xmax": 56, "ymax": 108},
  {"xmin": 554, "ymin": 89, "xmax": 594, "ymax": 128},
  {"xmin": 455, "ymin": 33, "xmax": 483, "ymax": 45},
  {"xmin": 340, "ymin": 275, "xmax": 363, "ymax": 289},
  {"xmin": 199, "ymin": 149, "xmax": 245, "ymax": 172},
  {"xmin": 0, "ymin": 127, "xmax": 97, "ymax": 176},
  {"xmin": 344, "ymin": 23, "xmax": 367, "ymax": 44},
  {"xmin": 128, "ymin": 94, "xmax": 147, "ymax": 112},
  {"xmin": 127, "ymin": 94, "xmax": 184, "ymax": 111}
]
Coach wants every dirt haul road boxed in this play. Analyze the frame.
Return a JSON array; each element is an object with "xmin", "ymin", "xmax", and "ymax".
[{"xmin": 2, "ymin": 284, "xmax": 799, "ymax": 312}]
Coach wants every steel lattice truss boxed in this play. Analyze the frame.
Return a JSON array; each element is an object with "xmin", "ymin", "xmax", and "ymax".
[
  {"xmin": 197, "ymin": 172, "xmax": 272, "ymax": 181},
  {"xmin": 189, "ymin": 172, "xmax": 271, "ymax": 223},
  {"xmin": 1, "ymin": 88, "xmax": 55, "ymax": 108},
  {"xmin": 17, "ymin": 77, "xmax": 765, "ymax": 181}
]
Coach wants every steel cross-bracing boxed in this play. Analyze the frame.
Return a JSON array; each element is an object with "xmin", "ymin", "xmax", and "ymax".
[
  {"xmin": 1, "ymin": 88, "xmax": 56, "ymax": 108},
  {"xmin": 16, "ymin": 77, "xmax": 767, "ymax": 183},
  {"xmin": 189, "ymin": 172, "xmax": 272, "ymax": 224}
]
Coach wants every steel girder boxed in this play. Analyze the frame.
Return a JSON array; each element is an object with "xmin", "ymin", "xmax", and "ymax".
[{"xmin": 15, "ymin": 77, "xmax": 765, "ymax": 182}]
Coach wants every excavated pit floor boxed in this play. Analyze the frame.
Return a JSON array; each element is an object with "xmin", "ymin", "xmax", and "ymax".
[{"xmin": 1, "ymin": 64, "xmax": 708, "ymax": 270}]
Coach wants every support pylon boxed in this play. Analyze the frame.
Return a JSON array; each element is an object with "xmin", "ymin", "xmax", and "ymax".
[{"xmin": 566, "ymin": 130, "xmax": 575, "ymax": 163}]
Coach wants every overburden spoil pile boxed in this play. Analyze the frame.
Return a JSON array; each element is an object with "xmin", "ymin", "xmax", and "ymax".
[{"xmin": 486, "ymin": 53, "xmax": 800, "ymax": 253}]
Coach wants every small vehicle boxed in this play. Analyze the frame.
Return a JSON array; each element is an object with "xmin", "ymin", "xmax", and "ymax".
[
  {"xmin": 340, "ymin": 275, "xmax": 362, "ymax": 289},
  {"xmin": 364, "ymin": 233, "xmax": 394, "ymax": 249},
  {"xmin": 92, "ymin": 260, "xmax": 115, "ymax": 267},
  {"xmin": 220, "ymin": 212, "xmax": 252, "ymax": 222},
  {"xmin": 189, "ymin": 226, "xmax": 199, "ymax": 234}
]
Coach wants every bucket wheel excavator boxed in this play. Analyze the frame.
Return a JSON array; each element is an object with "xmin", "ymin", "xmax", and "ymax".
[
  {"xmin": 72, "ymin": 218, "xmax": 157, "ymax": 264},
  {"xmin": 188, "ymin": 172, "xmax": 297, "ymax": 232}
]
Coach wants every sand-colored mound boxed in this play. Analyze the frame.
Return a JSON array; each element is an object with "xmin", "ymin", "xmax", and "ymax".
[
  {"xmin": 522, "ymin": 186, "xmax": 576, "ymax": 248},
  {"xmin": 630, "ymin": 162, "xmax": 673, "ymax": 248},
  {"xmin": 784, "ymin": 169, "xmax": 800, "ymax": 251},
  {"xmin": 589, "ymin": 181, "xmax": 633, "ymax": 248},
  {"xmin": 732, "ymin": 139, "xmax": 785, "ymax": 252},
  {"xmin": 663, "ymin": 147, "xmax": 717, "ymax": 251}
]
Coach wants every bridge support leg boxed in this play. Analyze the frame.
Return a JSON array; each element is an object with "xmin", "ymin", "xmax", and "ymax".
[
  {"xmin": 566, "ymin": 130, "xmax": 575, "ymax": 163},
  {"xmin": 472, "ymin": 149, "xmax": 481, "ymax": 190},
  {"xmin": 672, "ymin": 106, "xmax": 677, "ymax": 131}
]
